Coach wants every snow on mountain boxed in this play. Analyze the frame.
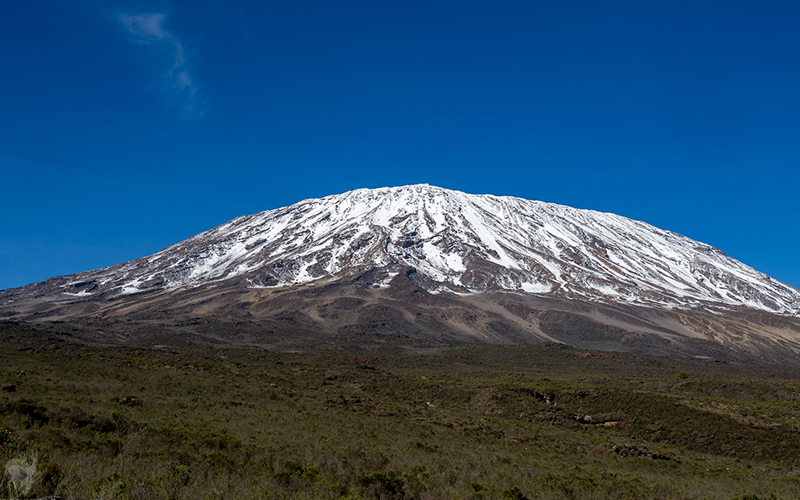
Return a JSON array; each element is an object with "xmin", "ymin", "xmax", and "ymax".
[{"xmin": 6, "ymin": 184, "xmax": 800, "ymax": 316}]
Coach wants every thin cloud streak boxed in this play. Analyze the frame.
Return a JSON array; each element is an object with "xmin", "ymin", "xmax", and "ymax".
[
  {"xmin": 119, "ymin": 12, "xmax": 168, "ymax": 41},
  {"xmin": 118, "ymin": 12, "xmax": 205, "ymax": 117}
]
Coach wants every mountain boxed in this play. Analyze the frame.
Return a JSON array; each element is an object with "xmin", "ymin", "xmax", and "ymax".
[{"xmin": 2, "ymin": 184, "xmax": 799, "ymax": 363}]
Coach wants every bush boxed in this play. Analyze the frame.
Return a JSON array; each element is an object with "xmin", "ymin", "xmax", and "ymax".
[
  {"xmin": 358, "ymin": 470, "xmax": 405, "ymax": 498},
  {"xmin": 39, "ymin": 460, "xmax": 62, "ymax": 496},
  {"xmin": 274, "ymin": 460, "xmax": 320, "ymax": 482},
  {"xmin": 3, "ymin": 400, "xmax": 49, "ymax": 426},
  {"xmin": 0, "ymin": 428, "xmax": 16, "ymax": 449},
  {"xmin": 501, "ymin": 485, "xmax": 530, "ymax": 500}
]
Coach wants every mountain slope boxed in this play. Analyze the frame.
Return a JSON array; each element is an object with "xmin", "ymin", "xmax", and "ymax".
[
  {"xmin": 4, "ymin": 184, "xmax": 797, "ymax": 315},
  {"xmin": 2, "ymin": 184, "xmax": 800, "ymax": 364}
]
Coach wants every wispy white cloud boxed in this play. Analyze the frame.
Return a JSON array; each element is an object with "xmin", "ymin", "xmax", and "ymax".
[
  {"xmin": 117, "ymin": 12, "xmax": 206, "ymax": 117},
  {"xmin": 119, "ymin": 12, "xmax": 169, "ymax": 41}
]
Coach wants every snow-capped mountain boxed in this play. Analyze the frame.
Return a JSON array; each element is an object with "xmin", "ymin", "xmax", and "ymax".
[{"xmin": 4, "ymin": 184, "xmax": 798, "ymax": 316}]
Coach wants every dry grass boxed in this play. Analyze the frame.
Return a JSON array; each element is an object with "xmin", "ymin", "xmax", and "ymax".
[{"xmin": 1, "ymin": 333, "xmax": 800, "ymax": 499}]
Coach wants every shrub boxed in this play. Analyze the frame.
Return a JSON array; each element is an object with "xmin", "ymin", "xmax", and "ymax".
[
  {"xmin": 501, "ymin": 485, "xmax": 530, "ymax": 500},
  {"xmin": 358, "ymin": 469, "xmax": 405, "ymax": 498},
  {"xmin": 39, "ymin": 460, "xmax": 62, "ymax": 496},
  {"xmin": 274, "ymin": 460, "xmax": 320, "ymax": 482},
  {"xmin": 0, "ymin": 428, "xmax": 15, "ymax": 449},
  {"xmin": 3, "ymin": 400, "xmax": 49, "ymax": 426}
]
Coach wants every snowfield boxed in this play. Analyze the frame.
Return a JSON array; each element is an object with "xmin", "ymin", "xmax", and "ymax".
[{"xmin": 10, "ymin": 184, "xmax": 800, "ymax": 316}]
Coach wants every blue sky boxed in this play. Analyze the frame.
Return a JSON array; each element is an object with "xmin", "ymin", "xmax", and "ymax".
[{"xmin": 2, "ymin": 0, "xmax": 799, "ymax": 291}]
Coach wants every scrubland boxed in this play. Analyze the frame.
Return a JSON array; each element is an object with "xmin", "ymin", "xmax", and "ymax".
[{"xmin": 2, "ymin": 326, "xmax": 800, "ymax": 499}]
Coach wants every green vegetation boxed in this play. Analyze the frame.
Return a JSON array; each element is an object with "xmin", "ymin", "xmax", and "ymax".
[{"xmin": 2, "ymin": 334, "xmax": 800, "ymax": 499}]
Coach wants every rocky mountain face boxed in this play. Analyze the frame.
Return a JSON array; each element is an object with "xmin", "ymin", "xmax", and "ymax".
[{"xmin": 2, "ymin": 184, "xmax": 799, "ymax": 363}]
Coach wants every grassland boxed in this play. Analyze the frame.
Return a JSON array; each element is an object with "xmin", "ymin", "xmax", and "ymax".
[{"xmin": 2, "ymin": 324, "xmax": 800, "ymax": 499}]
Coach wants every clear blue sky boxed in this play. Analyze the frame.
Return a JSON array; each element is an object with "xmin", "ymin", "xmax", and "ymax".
[{"xmin": 2, "ymin": 1, "xmax": 799, "ymax": 291}]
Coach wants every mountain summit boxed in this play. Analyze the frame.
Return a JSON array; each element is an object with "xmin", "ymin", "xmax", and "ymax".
[{"xmin": 3, "ymin": 184, "xmax": 799, "ymax": 363}]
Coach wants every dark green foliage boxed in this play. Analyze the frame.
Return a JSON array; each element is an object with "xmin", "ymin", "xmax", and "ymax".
[
  {"xmin": 274, "ymin": 460, "xmax": 319, "ymax": 482},
  {"xmin": 0, "ymin": 427, "xmax": 14, "ymax": 448},
  {"xmin": 39, "ymin": 460, "xmax": 62, "ymax": 495},
  {"xmin": 358, "ymin": 469, "xmax": 405, "ymax": 498},
  {"xmin": 3, "ymin": 399, "xmax": 49, "ymax": 426},
  {"xmin": 501, "ymin": 485, "xmax": 530, "ymax": 500}
]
